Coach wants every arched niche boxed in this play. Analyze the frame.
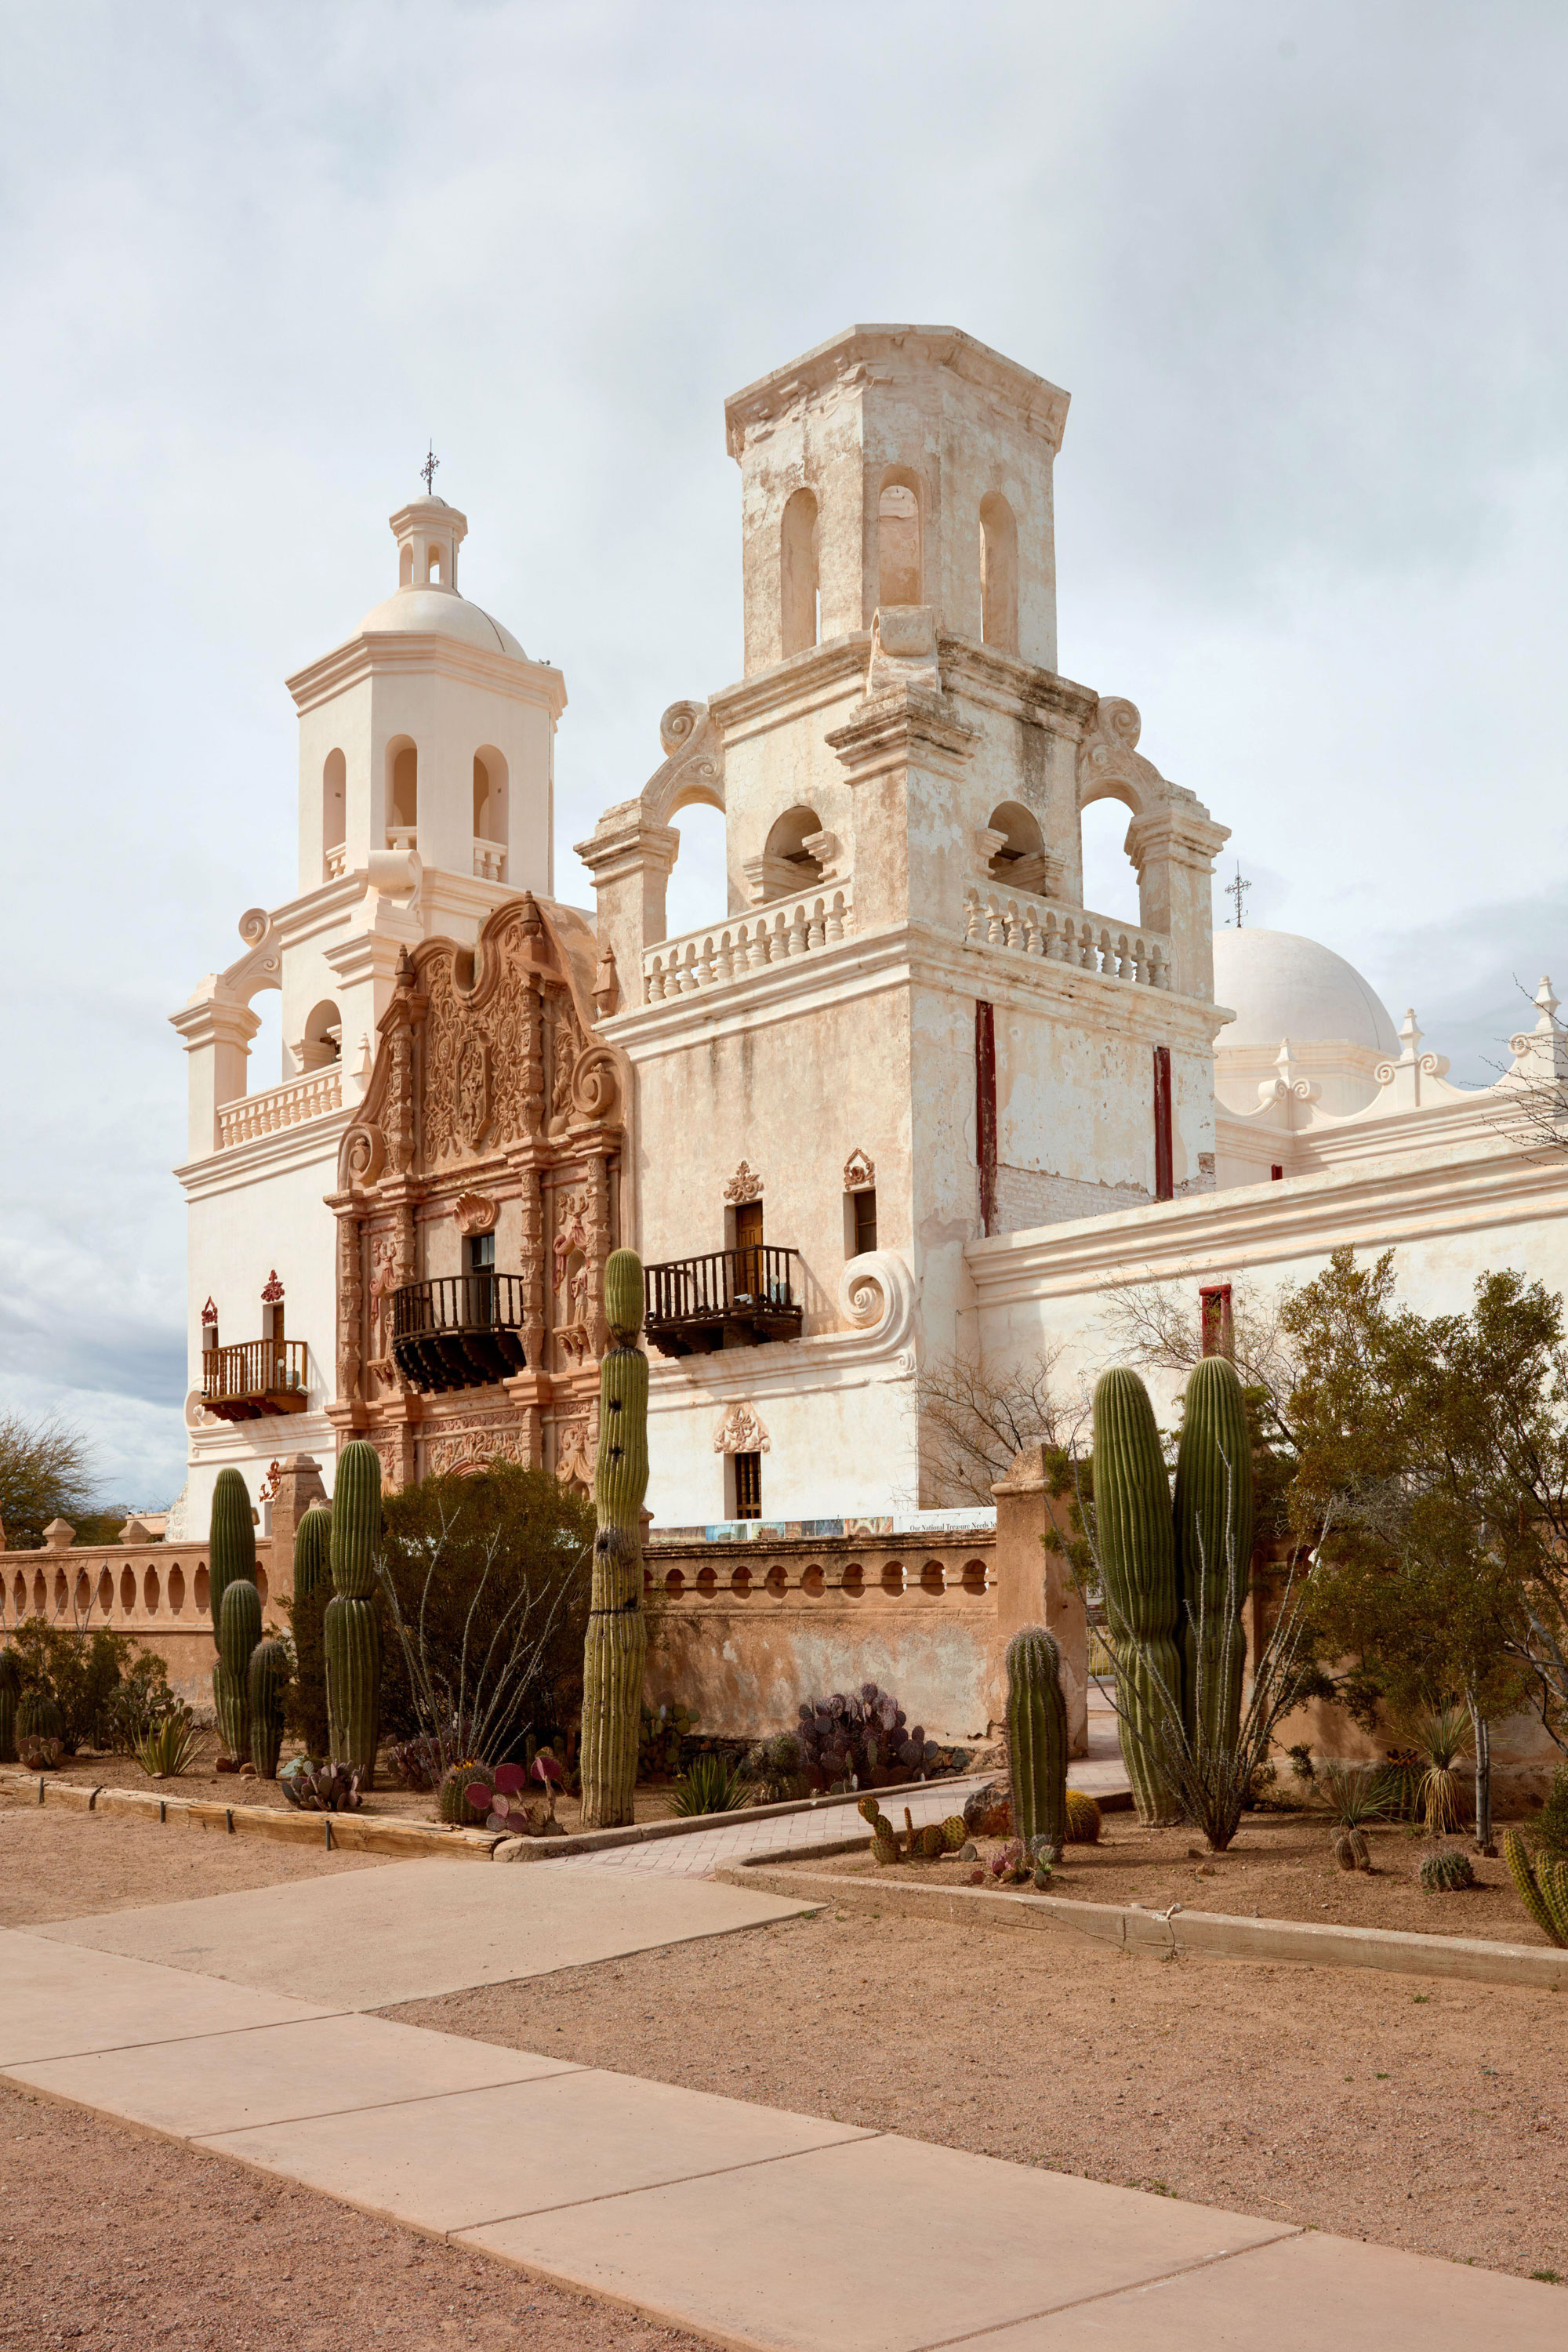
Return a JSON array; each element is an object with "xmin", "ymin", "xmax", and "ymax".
[
  {"xmin": 387, "ymin": 736, "xmax": 418, "ymax": 843},
  {"xmin": 979, "ymin": 492, "xmax": 1018, "ymax": 652},
  {"xmin": 296, "ymin": 998, "xmax": 343, "ymax": 1073},
  {"xmin": 473, "ymin": 746, "xmax": 508, "ymax": 842},
  {"xmin": 780, "ymin": 487, "xmax": 819, "ymax": 656},
  {"xmin": 877, "ymin": 470, "xmax": 924, "ymax": 609}
]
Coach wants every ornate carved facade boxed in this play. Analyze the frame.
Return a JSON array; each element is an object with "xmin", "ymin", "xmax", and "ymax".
[{"xmin": 327, "ymin": 894, "xmax": 627, "ymax": 1489}]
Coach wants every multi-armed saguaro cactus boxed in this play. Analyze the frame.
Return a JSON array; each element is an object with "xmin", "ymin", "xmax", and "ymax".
[
  {"xmin": 325, "ymin": 1440, "xmax": 382, "ymax": 1788},
  {"xmin": 215, "ymin": 1577, "xmax": 263, "ymax": 1761},
  {"xmin": 209, "ymin": 1468, "xmax": 259, "ymax": 1761},
  {"xmin": 579, "ymin": 1249, "xmax": 648, "ymax": 1830},
  {"xmin": 248, "ymin": 1635, "xmax": 290, "ymax": 1778},
  {"xmin": 1092, "ymin": 1367, "xmax": 1183, "ymax": 1826},
  {"xmin": 0, "ymin": 1648, "xmax": 18, "ymax": 1764},
  {"xmin": 1005, "ymin": 1625, "xmax": 1069, "ymax": 1862},
  {"xmin": 1172, "ymin": 1354, "xmax": 1254, "ymax": 1758},
  {"xmin": 290, "ymin": 1502, "xmax": 332, "ymax": 1759}
]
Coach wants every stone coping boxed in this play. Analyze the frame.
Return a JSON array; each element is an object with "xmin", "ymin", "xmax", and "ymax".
[
  {"xmin": 0, "ymin": 1766, "xmax": 987, "ymax": 1867},
  {"xmin": 648, "ymin": 1508, "xmax": 996, "ymax": 1544},
  {"xmin": 716, "ymin": 1857, "xmax": 1568, "ymax": 1991}
]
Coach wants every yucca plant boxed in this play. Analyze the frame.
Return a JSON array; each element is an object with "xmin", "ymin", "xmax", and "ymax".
[
  {"xmin": 135, "ymin": 1709, "xmax": 200, "ymax": 1780},
  {"xmin": 1317, "ymin": 1760, "xmax": 1391, "ymax": 1872},
  {"xmin": 1405, "ymin": 1703, "xmax": 1472, "ymax": 1838},
  {"xmin": 669, "ymin": 1753, "xmax": 750, "ymax": 1817}
]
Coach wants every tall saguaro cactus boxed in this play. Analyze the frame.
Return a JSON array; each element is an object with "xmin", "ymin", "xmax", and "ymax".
[
  {"xmin": 579, "ymin": 1249, "xmax": 648, "ymax": 1830},
  {"xmin": 1005, "ymin": 1626, "xmax": 1069, "ymax": 1860},
  {"xmin": 216, "ymin": 1577, "xmax": 263, "ymax": 1761},
  {"xmin": 249, "ymin": 1635, "xmax": 290, "ymax": 1778},
  {"xmin": 0, "ymin": 1649, "xmax": 19, "ymax": 1765},
  {"xmin": 290, "ymin": 1503, "xmax": 332, "ymax": 1759},
  {"xmin": 209, "ymin": 1468, "xmax": 259, "ymax": 1759},
  {"xmin": 325, "ymin": 1440, "xmax": 382, "ymax": 1788},
  {"xmin": 1092, "ymin": 1367, "xmax": 1183, "ymax": 1826},
  {"xmin": 209, "ymin": 1468, "xmax": 256, "ymax": 1642},
  {"xmin": 1173, "ymin": 1355, "xmax": 1254, "ymax": 1757}
]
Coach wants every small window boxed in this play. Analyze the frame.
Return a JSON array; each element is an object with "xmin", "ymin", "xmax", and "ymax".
[
  {"xmin": 877, "ymin": 474, "xmax": 922, "ymax": 608},
  {"xmin": 734, "ymin": 1451, "xmax": 762, "ymax": 1520},
  {"xmin": 465, "ymin": 1231, "xmax": 495, "ymax": 1273},
  {"xmin": 426, "ymin": 543, "xmax": 444, "ymax": 585},
  {"xmin": 780, "ymin": 487, "xmax": 819, "ymax": 656},
  {"xmin": 388, "ymin": 741, "xmax": 418, "ymax": 839},
  {"xmin": 851, "ymin": 1187, "xmax": 878, "ymax": 1257},
  {"xmin": 323, "ymin": 749, "xmax": 347, "ymax": 855},
  {"xmin": 980, "ymin": 492, "xmax": 1018, "ymax": 652}
]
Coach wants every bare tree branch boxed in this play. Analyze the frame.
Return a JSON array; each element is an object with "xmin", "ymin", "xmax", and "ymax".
[{"xmin": 918, "ymin": 1346, "xmax": 1073, "ymax": 1506}]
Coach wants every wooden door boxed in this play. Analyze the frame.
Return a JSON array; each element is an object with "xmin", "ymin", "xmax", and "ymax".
[{"xmin": 734, "ymin": 1200, "xmax": 763, "ymax": 1300}]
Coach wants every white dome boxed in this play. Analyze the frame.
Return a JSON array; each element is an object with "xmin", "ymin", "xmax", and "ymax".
[
  {"xmin": 1213, "ymin": 927, "xmax": 1398, "ymax": 1056},
  {"xmin": 358, "ymin": 583, "xmax": 527, "ymax": 659}
]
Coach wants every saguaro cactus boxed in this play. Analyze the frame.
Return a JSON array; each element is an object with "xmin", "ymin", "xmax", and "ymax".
[
  {"xmin": 1005, "ymin": 1625, "xmax": 1069, "ymax": 1861},
  {"xmin": 208, "ymin": 1467, "xmax": 256, "ymax": 1639},
  {"xmin": 579, "ymin": 1249, "xmax": 649, "ymax": 1830},
  {"xmin": 290, "ymin": 1502, "xmax": 332, "ymax": 1759},
  {"xmin": 215, "ymin": 1576, "xmax": 263, "ymax": 1761},
  {"xmin": 1092, "ymin": 1366, "xmax": 1182, "ymax": 1826},
  {"xmin": 326, "ymin": 1440, "xmax": 381, "ymax": 1785},
  {"xmin": 1173, "ymin": 1355, "xmax": 1254, "ymax": 1758},
  {"xmin": 248, "ymin": 1635, "xmax": 290, "ymax": 1778},
  {"xmin": 0, "ymin": 1649, "xmax": 18, "ymax": 1764}
]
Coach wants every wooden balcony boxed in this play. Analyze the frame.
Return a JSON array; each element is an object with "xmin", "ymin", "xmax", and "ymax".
[
  {"xmin": 644, "ymin": 1247, "xmax": 803, "ymax": 1359},
  {"xmin": 201, "ymin": 1341, "xmax": 310, "ymax": 1423},
  {"xmin": 391, "ymin": 1273, "xmax": 528, "ymax": 1395}
]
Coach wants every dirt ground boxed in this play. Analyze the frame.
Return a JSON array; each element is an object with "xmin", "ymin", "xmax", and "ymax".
[
  {"xmin": 394, "ymin": 1904, "xmax": 1568, "ymax": 2285},
  {"xmin": 0, "ymin": 2079, "xmax": 707, "ymax": 2352},
  {"xmin": 18, "ymin": 1735, "xmax": 680, "ymax": 1828},
  {"xmin": 817, "ymin": 1809, "xmax": 1553, "ymax": 1943},
  {"xmin": 0, "ymin": 1802, "xmax": 392, "ymax": 1925}
]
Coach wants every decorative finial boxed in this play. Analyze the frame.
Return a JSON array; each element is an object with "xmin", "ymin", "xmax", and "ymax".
[
  {"xmin": 420, "ymin": 443, "xmax": 439, "ymax": 495},
  {"xmin": 1225, "ymin": 863, "xmax": 1250, "ymax": 929}
]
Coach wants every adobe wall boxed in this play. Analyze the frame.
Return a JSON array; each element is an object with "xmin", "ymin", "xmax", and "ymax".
[{"xmin": 2, "ymin": 1537, "xmax": 281, "ymax": 1707}]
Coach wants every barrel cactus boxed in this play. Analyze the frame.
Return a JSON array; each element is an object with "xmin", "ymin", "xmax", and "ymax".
[
  {"xmin": 208, "ymin": 1467, "xmax": 256, "ymax": 1639},
  {"xmin": 1417, "ymin": 1847, "xmax": 1475, "ymax": 1893},
  {"xmin": 289, "ymin": 1502, "xmax": 332, "ymax": 1759},
  {"xmin": 0, "ymin": 1649, "xmax": 18, "ymax": 1764},
  {"xmin": 1092, "ymin": 1367, "xmax": 1182, "ymax": 1825},
  {"xmin": 1173, "ymin": 1355, "xmax": 1254, "ymax": 1757},
  {"xmin": 1065, "ymin": 1788, "xmax": 1102, "ymax": 1845},
  {"xmin": 1005, "ymin": 1624, "xmax": 1069, "ymax": 1862},
  {"xmin": 17, "ymin": 1688, "xmax": 64, "ymax": 1769},
  {"xmin": 440, "ymin": 1759, "xmax": 494, "ymax": 1825},
  {"xmin": 579, "ymin": 1250, "xmax": 649, "ymax": 1829},
  {"xmin": 248, "ymin": 1635, "xmax": 290, "ymax": 1779},
  {"xmin": 1503, "ymin": 1828, "xmax": 1568, "ymax": 1946},
  {"xmin": 326, "ymin": 1442, "xmax": 382, "ymax": 1785},
  {"xmin": 215, "ymin": 1575, "xmax": 263, "ymax": 1761}
]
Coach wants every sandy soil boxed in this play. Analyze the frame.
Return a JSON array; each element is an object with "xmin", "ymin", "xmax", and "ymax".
[
  {"xmin": 21, "ymin": 1737, "xmax": 679, "ymax": 1828},
  {"xmin": 819, "ymin": 1809, "xmax": 1552, "ymax": 1944},
  {"xmin": 394, "ymin": 1905, "xmax": 1568, "ymax": 2284},
  {"xmin": 0, "ymin": 1803, "xmax": 392, "ymax": 1925},
  {"xmin": 0, "ymin": 2079, "xmax": 707, "ymax": 2352}
]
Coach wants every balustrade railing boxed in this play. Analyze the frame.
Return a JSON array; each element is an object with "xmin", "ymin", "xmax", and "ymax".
[
  {"xmin": 643, "ymin": 1247, "xmax": 803, "ymax": 1355},
  {"xmin": 473, "ymin": 839, "xmax": 506, "ymax": 882},
  {"xmin": 391, "ymin": 1272, "xmax": 528, "ymax": 1340},
  {"xmin": 961, "ymin": 880, "xmax": 1171, "ymax": 989},
  {"xmin": 218, "ymin": 1068, "xmax": 343, "ymax": 1148},
  {"xmin": 201, "ymin": 1340, "xmax": 309, "ymax": 1414},
  {"xmin": 642, "ymin": 881, "xmax": 852, "ymax": 1005}
]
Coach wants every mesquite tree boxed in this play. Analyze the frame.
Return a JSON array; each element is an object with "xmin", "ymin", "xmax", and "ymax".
[{"xmin": 579, "ymin": 1250, "xmax": 648, "ymax": 1829}]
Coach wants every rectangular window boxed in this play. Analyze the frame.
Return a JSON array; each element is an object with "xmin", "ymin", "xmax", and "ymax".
[
  {"xmin": 733, "ymin": 1451, "xmax": 762, "ymax": 1519},
  {"xmin": 464, "ymin": 1232, "xmax": 496, "ymax": 1273},
  {"xmin": 851, "ymin": 1187, "xmax": 878, "ymax": 1256}
]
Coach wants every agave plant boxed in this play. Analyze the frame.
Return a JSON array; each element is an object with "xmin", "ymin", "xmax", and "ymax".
[
  {"xmin": 136, "ymin": 1710, "xmax": 200, "ymax": 1780},
  {"xmin": 279, "ymin": 1756, "xmax": 363, "ymax": 1812},
  {"xmin": 1405, "ymin": 1704, "xmax": 1472, "ymax": 1839},
  {"xmin": 1317, "ymin": 1760, "xmax": 1391, "ymax": 1872},
  {"xmin": 669, "ymin": 1752, "xmax": 750, "ymax": 1817}
]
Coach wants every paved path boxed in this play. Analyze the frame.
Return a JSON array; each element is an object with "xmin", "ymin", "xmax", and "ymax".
[{"xmin": 2, "ymin": 1919, "xmax": 1557, "ymax": 2352}]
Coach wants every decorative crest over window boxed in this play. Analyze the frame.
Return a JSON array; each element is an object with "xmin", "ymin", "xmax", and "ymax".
[
  {"xmin": 843, "ymin": 1148, "xmax": 876, "ymax": 1192},
  {"xmin": 724, "ymin": 1160, "xmax": 764, "ymax": 1203},
  {"xmin": 713, "ymin": 1400, "xmax": 771, "ymax": 1456}
]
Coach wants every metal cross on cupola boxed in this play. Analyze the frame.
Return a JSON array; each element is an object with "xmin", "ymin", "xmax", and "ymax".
[
  {"xmin": 1225, "ymin": 864, "xmax": 1251, "ymax": 929},
  {"xmin": 420, "ymin": 444, "xmax": 440, "ymax": 495}
]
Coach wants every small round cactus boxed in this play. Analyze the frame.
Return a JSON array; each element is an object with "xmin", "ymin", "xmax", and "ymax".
[
  {"xmin": 1064, "ymin": 1788, "xmax": 1102, "ymax": 1845},
  {"xmin": 440, "ymin": 1759, "xmax": 493, "ymax": 1825},
  {"xmin": 1417, "ymin": 1847, "xmax": 1475, "ymax": 1893}
]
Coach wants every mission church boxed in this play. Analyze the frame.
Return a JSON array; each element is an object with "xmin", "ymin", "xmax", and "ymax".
[{"xmin": 168, "ymin": 323, "xmax": 1568, "ymax": 1544}]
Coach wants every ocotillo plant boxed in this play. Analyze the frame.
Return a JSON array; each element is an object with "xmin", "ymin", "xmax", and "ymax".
[
  {"xmin": 1172, "ymin": 1354, "xmax": 1254, "ymax": 1757},
  {"xmin": 1092, "ymin": 1366, "xmax": 1182, "ymax": 1825},
  {"xmin": 208, "ymin": 1467, "xmax": 257, "ymax": 1637},
  {"xmin": 579, "ymin": 1248, "xmax": 648, "ymax": 1829},
  {"xmin": 1005, "ymin": 1625, "xmax": 1069, "ymax": 1860},
  {"xmin": 215, "ymin": 1576, "xmax": 263, "ymax": 1761},
  {"xmin": 248, "ymin": 1635, "xmax": 290, "ymax": 1778},
  {"xmin": 0, "ymin": 1648, "xmax": 18, "ymax": 1764},
  {"xmin": 289, "ymin": 1502, "xmax": 332, "ymax": 1758},
  {"xmin": 326, "ymin": 1440, "xmax": 382, "ymax": 1786}
]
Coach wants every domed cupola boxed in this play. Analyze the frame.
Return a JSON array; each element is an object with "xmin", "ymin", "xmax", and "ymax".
[{"xmin": 1213, "ymin": 927, "xmax": 1399, "ymax": 1116}]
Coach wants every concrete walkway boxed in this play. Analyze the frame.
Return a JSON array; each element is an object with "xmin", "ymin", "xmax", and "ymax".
[{"xmin": 5, "ymin": 1864, "xmax": 1561, "ymax": 2350}]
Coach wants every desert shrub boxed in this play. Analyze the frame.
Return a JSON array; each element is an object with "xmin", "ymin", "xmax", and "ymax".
[
  {"xmin": 670, "ymin": 1753, "xmax": 750, "ymax": 1817},
  {"xmin": 375, "ymin": 1464, "xmax": 593, "ymax": 1776},
  {"xmin": 5, "ymin": 1617, "xmax": 136, "ymax": 1753},
  {"xmin": 99, "ymin": 1653, "xmax": 180, "ymax": 1754},
  {"xmin": 743, "ymin": 1731, "xmax": 805, "ymax": 1802}
]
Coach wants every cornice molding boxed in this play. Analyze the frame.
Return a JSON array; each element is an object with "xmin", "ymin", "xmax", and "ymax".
[
  {"xmin": 647, "ymin": 1250, "xmax": 918, "ymax": 1408},
  {"xmin": 286, "ymin": 630, "xmax": 567, "ymax": 718},
  {"xmin": 175, "ymin": 1108, "xmax": 350, "ymax": 1199}
]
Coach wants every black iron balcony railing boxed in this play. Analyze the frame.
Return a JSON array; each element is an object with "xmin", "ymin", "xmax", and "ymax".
[
  {"xmin": 391, "ymin": 1273, "xmax": 528, "ymax": 1395},
  {"xmin": 201, "ymin": 1340, "xmax": 310, "ymax": 1423},
  {"xmin": 643, "ymin": 1246, "xmax": 803, "ymax": 1358}
]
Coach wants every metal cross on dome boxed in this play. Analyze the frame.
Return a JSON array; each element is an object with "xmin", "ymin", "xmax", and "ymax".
[
  {"xmin": 420, "ymin": 444, "xmax": 439, "ymax": 495},
  {"xmin": 1225, "ymin": 864, "xmax": 1251, "ymax": 929}
]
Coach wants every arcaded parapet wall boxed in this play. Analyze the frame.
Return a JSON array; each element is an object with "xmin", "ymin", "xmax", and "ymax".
[{"xmin": 2, "ymin": 1537, "xmax": 280, "ymax": 1707}]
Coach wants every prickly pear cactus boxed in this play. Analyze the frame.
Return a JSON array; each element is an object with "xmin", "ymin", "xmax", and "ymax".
[
  {"xmin": 248, "ymin": 1635, "xmax": 289, "ymax": 1779},
  {"xmin": 0, "ymin": 1648, "xmax": 18, "ymax": 1764},
  {"xmin": 1173, "ymin": 1354, "xmax": 1254, "ymax": 1759},
  {"xmin": 1005, "ymin": 1625, "xmax": 1069, "ymax": 1862},
  {"xmin": 579, "ymin": 1250, "xmax": 649, "ymax": 1830},
  {"xmin": 215, "ymin": 1576, "xmax": 262, "ymax": 1761},
  {"xmin": 326, "ymin": 1443, "xmax": 382, "ymax": 1787},
  {"xmin": 1092, "ymin": 1367, "xmax": 1182, "ymax": 1826}
]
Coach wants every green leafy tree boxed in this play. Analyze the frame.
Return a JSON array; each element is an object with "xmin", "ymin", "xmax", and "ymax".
[{"xmin": 0, "ymin": 1414, "xmax": 93, "ymax": 1551}]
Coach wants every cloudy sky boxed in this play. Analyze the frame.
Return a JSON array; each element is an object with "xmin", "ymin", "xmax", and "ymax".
[{"xmin": 2, "ymin": 0, "xmax": 1565, "ymax": 1508}]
